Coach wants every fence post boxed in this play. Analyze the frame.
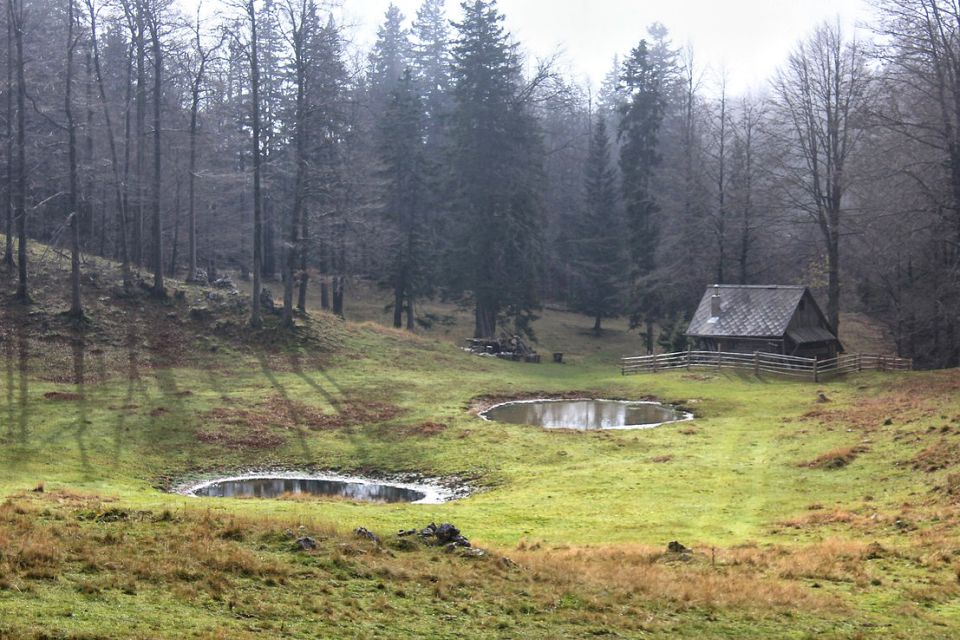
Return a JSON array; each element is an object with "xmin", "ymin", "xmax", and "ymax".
[
  {"xmin": 717, "ymin": 351, "xmax": 722, "ymax": 369},
  {"xmin": 754, "ymin": 351, "xmax": 759, "ymax": 376},
  {"xmin": 686, "ymin": 348, "xmax": 691, "ymax": 371},
  {"xmin": 813, "ymin": 359, "xmax": 819, "ymax": 383},
  {"xmin": 857, "ymin": 353, "xmax": 862, "ymax": 372},
  {"xmin": 653, "ymin": 354, "xmax": 658, "ymax": 373},
  {"xmin": 879, "ymin": 355, "xmax": 886, "ymax": 372}
]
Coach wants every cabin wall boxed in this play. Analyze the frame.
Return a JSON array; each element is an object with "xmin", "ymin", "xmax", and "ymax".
[
  {"xmin": 789, "ymin": 341, "xmax": 839, "ymax": 359},
  {"xmin": 698, "ymin": 338, "xmax": 784, "ymax": 354},
  {"xmin": 787, "ymin": 292, "xmax": 832, "ymax": 332}
]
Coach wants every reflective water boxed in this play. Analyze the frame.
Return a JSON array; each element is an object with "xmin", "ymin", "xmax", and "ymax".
[
  {"xmin": 191, "ymin": 477, "xmax": 427, "ymax": 503},
  {"xmin": 481, "ymin": 399, "xmax": 687, "ymax": 430}
]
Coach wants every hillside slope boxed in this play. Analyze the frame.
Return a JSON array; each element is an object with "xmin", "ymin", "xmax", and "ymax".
[{"xmin": 0, "ymin": 247, "xmax": 958, "ymax": 639}]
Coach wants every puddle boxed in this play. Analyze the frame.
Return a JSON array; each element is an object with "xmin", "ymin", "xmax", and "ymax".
[
  {"xmin": 175, "ymin": 473, "xmax": 456, "ymax": 504},
  {"xmin": 480, "ymin": 399, "xmax": 692, "ymax": 430}
]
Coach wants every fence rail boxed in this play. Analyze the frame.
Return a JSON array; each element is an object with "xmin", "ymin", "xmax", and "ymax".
[{"xmin": 620, "ymin": 350, "xmax": 912, "ymax": 381}]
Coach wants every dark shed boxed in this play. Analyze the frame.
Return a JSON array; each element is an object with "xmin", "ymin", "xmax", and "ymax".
[{"xmin": 685, "ymin": 285, "xmax": 843, "ymax": 358}]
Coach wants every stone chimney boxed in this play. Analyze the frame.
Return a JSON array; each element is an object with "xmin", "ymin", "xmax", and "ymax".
[{"xmin": 710, "ymin": 285, "xmax": 721, "ymax": 317}]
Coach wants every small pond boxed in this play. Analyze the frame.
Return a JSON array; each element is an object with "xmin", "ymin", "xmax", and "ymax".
[
  {"xmin": 178, "ymin": 473, "xmax": 454, "ymax": 504},
  {"xmin": 480, "ymin": 399, "xmax": 692, "ymax": 430}
]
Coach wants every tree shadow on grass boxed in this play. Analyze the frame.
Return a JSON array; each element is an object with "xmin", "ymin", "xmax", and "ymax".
[{"xmin": 255, "ymin": 353, "xmax": 315, "ymax": 459}]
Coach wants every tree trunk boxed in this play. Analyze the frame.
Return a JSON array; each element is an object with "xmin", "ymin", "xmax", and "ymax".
[
  {"xmin": 187, "ymin": 87, "xmax": 199, "ymax": 280},
  {"xmin": 317, "ymin": 240, "xmax": 328, "ymax": 311},
  {"xmin": 3, "ymin": 9, "xmax": 14, "ymax": 268},
  {"xmin": 87, "ymin": 0, "xmax": 130, "ymax": 289},
  {"xmin": 248, "ymin": 0, "xmax": 263, "ymax": 328},
  {"xmin": 168, "ymin": 176, "xmax": 180, "ymax": 277},
  {"xmin": 406, "ymin": 297, "xmax": 415, "ymax": 332},
  {"xmin": 149, "ymin": 13, "xmax": 164, "ymax": 296},
  {"xmin": 12, "ymin": 0, "xmax": 28, "ymax": 302},
  {"xmin": 393, "ymin": 287, "xmax": 403, "ymax": 328},
  {"xmin": 593, "ymin": 314, "xmax": 602, "ymax": 335},
  {"xmin": 332, "ymin": 275, "xmax": 344, "ymax": 317},
  {"xmin": 66, "ymin": 0, "xmax": 83, "ymax": 320},
  {"xmin": 474, "ymin": 300, "xmax": 497, "ymax": 339},
  {"xmin": 284, "ymin": 9, "xmax": 306, "ymax": 328},
  {"xmin": 297, "ymin": 208, "xmax": 309, "ymax": 311},
  {"xmin": 134, "ymin": 8, "xmax": 145, "ymax": 269},
  {"xmin": 827, "ymin": 223, "xmax": 840, "ymax": 335},
  {"xmin": 82, "ymin": 47, "xmax": 95, "ymax": 241}
]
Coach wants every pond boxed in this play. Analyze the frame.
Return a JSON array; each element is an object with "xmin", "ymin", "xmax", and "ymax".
[
  {"xmin": 480, "ymin": 399, "xmax": 692, "ymax": 430},
  {"xmin": 177, "ymin": 473, "xmax": 454, "ymax": 504}
]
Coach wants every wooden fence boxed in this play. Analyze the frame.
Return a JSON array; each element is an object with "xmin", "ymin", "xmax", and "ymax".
[{"xmin": 620, "ymin": 350, "xmax": 912, "ymax": 381}]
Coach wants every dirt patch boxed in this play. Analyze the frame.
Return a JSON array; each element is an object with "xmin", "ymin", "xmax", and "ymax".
[
  {"xmin": 794, "ymin": 399, "xmax": 937, "ymax": 432},
  {"xmin": 196, "ymin": 425, "xmax": 286, "ymax": 450},
  {"xmin": 936, "ymin": 473, "xmax": 960, "ymax": 501},
  {"xmin": 650, "ymin": 455, "xmax": 673, "ymax": 463},
  {"xmin": 681, "ymin": 374, "xmax": 714, "ymax": 382},
  {"xmin": 801, "ymin": 446, "xmax": 868, "ymax": 470},
  {"xmin": 912, "ymin": 439, "xmax": 960, "ymax": 473},
  {"xmin": 43, "ymin": 391, "xmax": 85, "ymax": 401},
  {"xmin": 202, "ymin": 393, "xmax": 403, "ymax": 435},
  {"xmin": 387, "ymin": 421, "xmax": 448, "ymax": 438}
]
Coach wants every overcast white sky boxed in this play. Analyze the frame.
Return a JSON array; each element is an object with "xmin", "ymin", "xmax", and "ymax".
[{"xmin": 339, "ymin": 0, "xmax": 876, "ymax": 95}]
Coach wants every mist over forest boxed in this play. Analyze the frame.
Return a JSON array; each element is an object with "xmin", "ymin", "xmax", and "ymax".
[{"xmin": 2, "ymin": 0, "xmax": 958, "ymax": 368}]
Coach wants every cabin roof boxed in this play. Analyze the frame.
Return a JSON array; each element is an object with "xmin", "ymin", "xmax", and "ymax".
[{"xmin": 686, "ymin": 285, "xmax": 811, "ymax": 339}]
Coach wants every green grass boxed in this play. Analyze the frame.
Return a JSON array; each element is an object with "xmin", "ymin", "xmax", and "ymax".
[{"xmin": 1, "ymin": 247, "xmax": 960, "ymax": 638}]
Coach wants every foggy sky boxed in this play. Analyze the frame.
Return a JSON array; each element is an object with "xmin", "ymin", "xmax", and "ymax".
[{"xmin": 341, "ymin": 0, "xmax": 875, "ymax": 95}]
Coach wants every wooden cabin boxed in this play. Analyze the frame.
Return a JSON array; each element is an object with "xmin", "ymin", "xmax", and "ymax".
[{"xmin": 685, "ymin": 285, "xmax": 843, "ymax": 359}]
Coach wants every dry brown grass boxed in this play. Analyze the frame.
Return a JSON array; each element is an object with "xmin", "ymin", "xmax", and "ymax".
[
  {"xmin": 510, "ymin": 543, "xmax": 841, "ymax": 612},
  {"xmin": 385, "ymin": 421, "xmax": 449, "ymax": 438},
  {"xmin": 795, "ymin": 389, "xmax": 943, "ymax": 432},
  {"xmin": 203, "ymin": 393, "xmax": 402, "ymax": 433},
  {"xmin": 912, "ymin": 439, "xmax": 960, "ymax": 473},
  {"xmin": 801, "ymin": 446, "xmax": 867, "ymax": 469}
]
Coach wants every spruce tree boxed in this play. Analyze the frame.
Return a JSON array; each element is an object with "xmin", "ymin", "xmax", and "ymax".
[
  {"xmin": 411, "ymin": 0, "xmax": 451, "ymax": 149},
  {"xmin": 450, "ymin": 0, "xmax": 543, "ymax": 339},
  {"xmin": 368, "ymin": 4, "xmax": 410, "ymax": 120},
  {"xmin": 378, "ymin": 70, "xmax": 430, "ymax": 330},
  {"xmin": 619, "ymin": 33, "xmax": 670, "ymax": 336},
  {"xmin": 573, "ymin": 117, "xmax": 625, "ymax": 334}
]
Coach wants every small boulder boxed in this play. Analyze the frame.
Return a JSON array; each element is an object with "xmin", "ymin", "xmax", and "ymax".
[
  {"xmin": 260, "ymin": 288, "xmax": 277, "ymax": 314},
  {"xmin": 295, "ymin": 536, "xmax": 317, "ymax": 551},
  {"xmin": 354, "ymin": 527, "xmax": 381, "ymax": 544},
  {"xmin": 213, "ymin": 275, "xmax": 237, "ymax": 291},
  {"xmin": 816, "ymin": 392, "xmax": 830, "ymax": 403},
  {"xmin": 435, "ymin": 523, "xmax": 461, "ymax": 544},
  {"xmin": 667, "ymin": 540, "xmax": 690, "ymax": 554}
]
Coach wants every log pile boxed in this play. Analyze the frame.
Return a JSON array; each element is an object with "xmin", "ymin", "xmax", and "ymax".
[{"xmin": 465, "ymin": 334, "xmax": 541, "ymax": 363}]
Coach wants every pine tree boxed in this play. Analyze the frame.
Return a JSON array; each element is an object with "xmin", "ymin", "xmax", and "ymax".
[
  {"xmin": 411, "ymin": 0, "xmax": 451, "ymax": 149},
  {"xmin": 378, "ymin": 69, "xmax": 430, "ymax": 330},
  {"xmin": 302, "ymin": 14, "xmax": 348, "ymax": 312},
  {"xmin": 450, "ymin": 0, "xmax": 543, "ymax": 339},
  {"xmin": 619, "ymin": 32, "xmax": 671, "ymax": 335},
  {"xmin": 572, "ymin": 117, "xmax": 624, "ymax": 334},
  {"xmin": 368, "ymin": 4, "xmax": 410, "ymax": 120}
]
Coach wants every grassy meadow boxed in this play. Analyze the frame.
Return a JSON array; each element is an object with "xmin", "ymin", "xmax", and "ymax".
[{"xmin": 1, "ymin": 250, "xmax": 960, "ymax": 638}]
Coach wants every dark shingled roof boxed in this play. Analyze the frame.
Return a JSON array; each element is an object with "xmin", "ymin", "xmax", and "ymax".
[{"xmin": 686, "ymin": 285, "xmax": 807, "ymax": 338}]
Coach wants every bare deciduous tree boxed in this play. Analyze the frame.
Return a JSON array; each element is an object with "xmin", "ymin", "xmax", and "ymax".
[{"xmin": 773, "ymin": 21, "xmax": 871, "ymax": 335}]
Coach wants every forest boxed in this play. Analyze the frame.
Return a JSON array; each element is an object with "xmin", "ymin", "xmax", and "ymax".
[{"xmin": 1, "ymin": 0, "xmax": 959, "ymax": 368}]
